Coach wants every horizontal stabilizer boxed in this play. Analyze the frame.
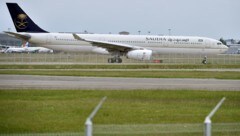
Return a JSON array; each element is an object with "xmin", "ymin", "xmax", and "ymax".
[{"xmin": 4, "ymin": 31, "xmax": 31, "ymax": 41}]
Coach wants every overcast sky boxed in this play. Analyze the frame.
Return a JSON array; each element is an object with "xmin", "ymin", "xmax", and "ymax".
[{"xmin": 0, "ymin": 0, "xmax": 239, "ymax": 39}]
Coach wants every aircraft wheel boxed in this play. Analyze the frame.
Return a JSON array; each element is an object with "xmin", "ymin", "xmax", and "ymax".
[
  {"xmin": 108, "ymin": 58, "xmax": 122, "ymax": 63},
  {"xmin": 108, "ymin": 58, "xmax": 114, "ymax": 63},
  {"xmin": 116, "ymin": 58, "xmax": 122, "ymax": 63}
]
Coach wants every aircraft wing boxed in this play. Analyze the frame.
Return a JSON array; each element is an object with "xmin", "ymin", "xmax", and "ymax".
[
  {"xmin": 73, "ymin": 33, "xmax": 145, "ymax": 52},
  {"xmin": 4, "ymin": 31, "xmax": 31, "ymax": 41}
]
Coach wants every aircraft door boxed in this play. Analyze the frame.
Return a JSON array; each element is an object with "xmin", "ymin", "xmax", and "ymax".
[
  {"xmin": 99, "ymin": 37, "xmax": 106, "ymax": 42},
  {"xmin": 205, "ymin": 39, "xmax": 211, "ymax": 48},
  {"xmin": 163, "ymin": 38, "xmax": 169, "ymax": 47},
  {"xmin": 46, "ymin": 34, "xmax": 52, "ymax": 44}
]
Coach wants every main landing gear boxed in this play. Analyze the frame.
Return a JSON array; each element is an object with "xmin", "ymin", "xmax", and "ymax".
[
  {"xmin": 108, "ymin": 51, "xmax": 123, "ymax": 63},
  {"xmin": 108, "ymin": 57, "xmax": 122, "ymax": 63},
  {"xmin": 202, "ymin": 56, "xmax": 207, "ymax": 64}
]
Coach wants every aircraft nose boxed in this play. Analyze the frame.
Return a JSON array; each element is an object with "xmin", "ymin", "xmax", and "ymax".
[
  {"xmin": 221, "ymin": 45, "xmax": 229, "ymax": 53},
  {"xmin": 223, "ymin": 45, "xmax": 228, "ymax": 49}
]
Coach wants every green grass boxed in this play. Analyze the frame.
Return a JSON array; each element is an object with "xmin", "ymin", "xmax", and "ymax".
[
  {"xmin": 0, "ymin": 90, "xmax": 239, "ymax": 135},
  {"xmin": 0, "ymin": 69, "xmax": 240, "ymax": 79},
  {"xmin": 1, "ymin": 64, "xmax": 239, "ymax": 79},
  {"xmin": 0, "ymin": 64, "xmax": 240, "ymax": 69}
]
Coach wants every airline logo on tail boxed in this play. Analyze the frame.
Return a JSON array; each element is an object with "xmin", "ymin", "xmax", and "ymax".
[
  {"xmin": 15, "ymin": 14, "xmax": 28, "ymax": 29},
  {"xmin": 6, "ymin": 3, "xmax": 48, "ymax": 33}
]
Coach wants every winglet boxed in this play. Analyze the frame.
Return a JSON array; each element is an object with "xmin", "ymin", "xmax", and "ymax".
[{"xmin": 72, "ymin": 33, "xmax": 85, "ymax": 41}]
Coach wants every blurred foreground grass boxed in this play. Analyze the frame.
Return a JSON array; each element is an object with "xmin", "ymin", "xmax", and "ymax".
[{"xmin": 0, "ymin": 90, "xmax": 239, "ymax": 134}]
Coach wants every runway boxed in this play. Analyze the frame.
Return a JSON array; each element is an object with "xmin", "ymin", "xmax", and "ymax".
[{"xmin": 0, "ymin": 75, "xmax": 239, "ymax": 91}]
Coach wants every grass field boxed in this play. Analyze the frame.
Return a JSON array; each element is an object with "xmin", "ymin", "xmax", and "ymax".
[
  {"xmin": 0, "ymin": 63, "xmax": 239, "ymax": 135},
  {"xmin": 0, "ymin": 64, "xmax": 240, "ymax": 69},
  {"xmin": 0, "ymin": 90, "xmax": 239, "ymax": 136},
  {"xmin": 0, "ymin": 64, "xmax": 240, "ymax": 79},
  {"xmin": 0, "ymin": 53, "xmax": 240, "ymax": 65},
  {"xmin": 0, "ymin": 69, "xmax": 240, "ymax": 79}
]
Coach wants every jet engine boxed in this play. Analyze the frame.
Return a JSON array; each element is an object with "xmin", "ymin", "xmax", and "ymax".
[
  {"xmin": 92, "ymin": 47, "xmax": 109, "ymax": 54},
  {"xmin": 126, "ymin": 49, "xmax": 152, "ymax": 60}
]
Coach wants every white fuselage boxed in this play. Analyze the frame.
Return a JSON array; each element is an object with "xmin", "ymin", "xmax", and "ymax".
[
  {"xmin": 25, "ymin": 33, "xmax": 228, "ymax": 55},
  {"xmin": 24, "ymin": 47, "xmax": 53, "ymax": 53}
]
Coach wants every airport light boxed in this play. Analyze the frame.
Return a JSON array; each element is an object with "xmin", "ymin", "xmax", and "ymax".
[
  {"xmin": 168, "ymin": 29, "xmax": 171, "ymax": 36},
  {"xmin": 138, "ymin": 30, "xmax": 141, "ymax": 35},
  {"xmin": 204, "ymin": 97, "xmax": 226, "ymax": 136},
  {"xmin": 85, "ymin": 96, "xmax": 107, "ymax": 136}
]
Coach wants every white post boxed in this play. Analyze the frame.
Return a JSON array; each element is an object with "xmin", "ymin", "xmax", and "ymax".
[
  {"xmin": 204, "ymin": 97, "xmax": 226, "ymax": 136},
  {"xmin": 85, "ymin": 118, "xmax": 92, "ymax": 136},
  {"xmin": 204, "ymin": 117, "xmax": 211, "ymax": 136},
  {"xmin": 85, "ymin": 96, "xmax": 107, "ymax": 136}
]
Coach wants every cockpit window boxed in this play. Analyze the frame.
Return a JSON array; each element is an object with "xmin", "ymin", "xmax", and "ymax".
[{"xmin": 217, "ymin": 42, "xmax": 222, "ymax": 45}]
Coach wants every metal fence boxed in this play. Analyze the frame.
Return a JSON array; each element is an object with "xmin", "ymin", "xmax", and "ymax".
[
  {"xmin": 93, "ymin": 123, "xmax": 240, "ymax": 136},
  {"xmin": 0, "ymin": 53, "xmax": 239, "ymax": 65},
  {"xmin": 1, "ymin": 123, "xmax": 240, "ymax": 136}
]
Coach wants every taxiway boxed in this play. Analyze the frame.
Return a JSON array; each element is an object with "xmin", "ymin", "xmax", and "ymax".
[{"xmin": 0, "ymin": 75, "xmax": 239, "ymax": 91}]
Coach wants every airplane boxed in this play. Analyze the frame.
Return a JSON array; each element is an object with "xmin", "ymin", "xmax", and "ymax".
[
  {"xmin": 20, "ymin": 41, "xmax": 54, "ymax": 53},
  {"xmin": 3, "ymin": 41, "xmax": 53, "ymax": 53},
  {"xmin": 0, "ymin": 45, "xmax": 15, "ymax": 53},
  {"xmin": 3, "ymin": 46, "xmax": 25, "ymax": 53},
  {"xmin": 4, "ymin": 3, "xmax": 228, "ymax": 63}
]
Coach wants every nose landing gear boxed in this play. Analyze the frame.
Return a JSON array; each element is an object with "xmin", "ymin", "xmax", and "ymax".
[{"xmin": 202, "ymin": 56, "xmax": 207, "ymax": 64}]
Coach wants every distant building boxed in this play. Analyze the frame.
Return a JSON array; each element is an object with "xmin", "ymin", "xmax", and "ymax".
[
  {"xmin": 223, "ymin": 39, "xmax": 240, "ymax": 54},
  {"xmin": 119, "ymin": 31, "xmax": 130, "ymax": 35},
  {"xmin": 0, "ymin": 33, "xmax": 39, "ymax": 47},
  {"xmin": 0, "ymin": 33, "xmax": 21, "ymax": 46},
  {"xmin": 225, "ymin": 39, "xmax": 240, "ymax": 46}
]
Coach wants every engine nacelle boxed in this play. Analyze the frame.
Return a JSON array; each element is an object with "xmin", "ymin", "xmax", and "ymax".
[
  {"xmin": 92, "ymin": 47, "xmax": 109, "ymax": 55},
  {"xmin": 126, "ymin": 49, "xmax": 152, "ymax": 60}
]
